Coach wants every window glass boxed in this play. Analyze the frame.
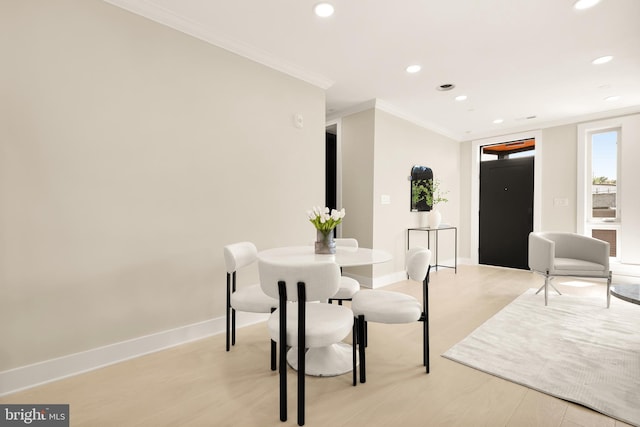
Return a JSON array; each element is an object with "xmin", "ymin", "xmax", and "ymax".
[
  {"xmin": 588, "ymin": 128, "xmax": 619, "ymax": 259},
  {"xmin": 590, "ymin": 130, "xmax": 618, "ymax": 221}
]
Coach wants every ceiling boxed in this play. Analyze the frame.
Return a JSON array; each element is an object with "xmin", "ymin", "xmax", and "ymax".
[{"xmin": 105, "ymin": 0, "xmax": 640, "ymax": 141}]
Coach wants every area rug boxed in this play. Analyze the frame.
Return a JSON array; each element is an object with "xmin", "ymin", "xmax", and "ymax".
[{"xmin": 442, "ymin": 289, "xmax": 640, "ymax": 426}]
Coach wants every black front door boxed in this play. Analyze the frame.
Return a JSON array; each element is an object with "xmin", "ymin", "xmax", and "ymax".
[{"xmin": 479, "ymin": 156, "xmax": 534, "ymax": 269}]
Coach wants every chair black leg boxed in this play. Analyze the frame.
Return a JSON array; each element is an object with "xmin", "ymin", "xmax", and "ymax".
[
  {"xmin": 352, "ymin": 317, "xmax": 358, "ymax": 386},
  {"xmin": 358, "ymin": 315, "xmax": 366, "ymax": 383},
  {"xmin": 423, "ymin": 274, "xmax": 430, "ymax": 373},
  {"xmin": 277, "ymin": 281, "xmax": 287, "ymax": 422},
  {"xmin": 423, "ymin": 318, "xmax": 430, "ymax": 374},
  {"xmin": 231, "ymin": 271, "xmax": 237, "ymax": 346},
  {"xmin": 364, "ymin": 320, "xmax": 368, "ymax": 347},
  {"xmin": 270, "ymin": 307, "xmax": 277, "ymax": 371},
  {"xmin": 270, "ymin": 340, "xmax": 277, "ymax": 372},
  {"xmin": 226, "ymin": 273, "xmax": 231, "ymax": 352},
  {"xmin": 231, "ymin": 308, "xmax": 236, "ymax": 346},
  {"xmin": 297, "ymin": 282, "xmax": 306, "ymax": 427}
]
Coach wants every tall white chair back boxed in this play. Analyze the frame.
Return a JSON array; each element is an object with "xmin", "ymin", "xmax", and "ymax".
[
  {"xmin": 258, "ymin": 259, "xmax": 351, "ymax": 426},
  {"xmin": 334, "ymin": 238, "xmax": 358, "ymax": 248},
  {"xmin": 222, "ymin": 241, "xmax": 277, "ymax": 370},
  {"xmin": 329, "ymin": 238, "xmax": 360, "ymax": 305},
  {"xmin": 351, "ymin": 247, "xmax": 432, "ymax": 385}
]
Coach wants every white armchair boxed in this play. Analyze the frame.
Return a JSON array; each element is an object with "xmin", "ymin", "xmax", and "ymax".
[{"xmin": 528, "ymin": 232, "xmax": 612, "ymax": 306}]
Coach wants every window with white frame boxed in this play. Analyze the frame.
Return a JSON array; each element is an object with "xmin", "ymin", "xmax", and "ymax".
[{"xmin": 585, "ymin": 128, "xmax": 620, "ymax": 258}]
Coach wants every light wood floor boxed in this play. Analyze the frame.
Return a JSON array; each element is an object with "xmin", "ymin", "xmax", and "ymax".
[{"xmin": 1, "ymin": 265, "xmax": 633, "ymax": 427}]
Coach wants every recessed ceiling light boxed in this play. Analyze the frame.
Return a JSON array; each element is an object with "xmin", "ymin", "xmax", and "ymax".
[
  {"xmin": 406, "ymin": 65, "xmax": 421, "ymax": 74},
  {"xmin": 436, "ymin": 83, "xmax": 455, "ymax": 91},
  {"xmin": 455, "ymin": 95, "xmax": 468, "ymax": 101},
  {"xmin": 314, "ymin": 3, "xmax": 334, "ymax": 17},
  {"xmin": 574, "ymin": 0, "xmax": 601, "ymax": 10},
  {"xmin": 592, "ymin": 55, "xmax": 613, "ymax": 65},
  {"xmin": 605, "ymin": 96, "xmax": 621, "ymax": 102},
  {"xmin": 493, "ymin": 119, "xmax": 504, "ymax": 124}
]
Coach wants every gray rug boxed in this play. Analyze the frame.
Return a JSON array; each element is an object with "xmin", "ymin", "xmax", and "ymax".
[{"xmin": 443, "ymin": 289, "xmax": 640, "ymax": 426}]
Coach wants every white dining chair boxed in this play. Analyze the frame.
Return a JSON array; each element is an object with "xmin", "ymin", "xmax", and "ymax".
[
  {"xmin": 258, "ymin": 259, "xmax": 353, "ymax": 426},
  {"xmin": 223, "ymin": 241, "xmax": 278, "ymax": 370},
  {"xmin": 328, "ymin": 237, "xmax": 360, "ymax": 305},
  {"xmin": 351, "ymin": 247, "xmax": 432, "ymax": 384}
]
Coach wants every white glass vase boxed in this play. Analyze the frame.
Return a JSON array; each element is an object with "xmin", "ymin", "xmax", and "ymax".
[{"xmin": 315, "ymin": 230, "xmax": 336, "ymax": 254}]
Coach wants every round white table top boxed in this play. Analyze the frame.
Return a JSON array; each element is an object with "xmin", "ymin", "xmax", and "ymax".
[{"xmin": 258, "ymin": 245, "xmax": 392, "ymax": 267}]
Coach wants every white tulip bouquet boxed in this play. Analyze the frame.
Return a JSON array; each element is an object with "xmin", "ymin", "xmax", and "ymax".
[{"xmin": 307, "ymin": 206, "xmax": 346, "ymax": 235}]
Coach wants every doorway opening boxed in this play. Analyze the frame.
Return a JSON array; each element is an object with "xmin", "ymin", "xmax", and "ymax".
[{"xmin": 325, "ymin": 122, "xmax": 341, "ymax": 236}]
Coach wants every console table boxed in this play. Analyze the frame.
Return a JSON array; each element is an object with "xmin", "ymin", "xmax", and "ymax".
[{"xmin": 407, "ymin": 226, "xmax": 457, "ymax": 273}]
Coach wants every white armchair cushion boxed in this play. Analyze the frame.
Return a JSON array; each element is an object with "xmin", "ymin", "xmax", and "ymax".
[{"xmin": 554, "ymin": 257, "xmax": 607, "ymax": 274}]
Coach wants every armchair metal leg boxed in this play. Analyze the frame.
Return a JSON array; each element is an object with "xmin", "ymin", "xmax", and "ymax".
[
  {"xmin": 535, "ymin": 273, "xmax": 561, "ymax": 306},
  {"xmin": 607, "ymin": 271, "xmax": 612, "ymax": 308}
]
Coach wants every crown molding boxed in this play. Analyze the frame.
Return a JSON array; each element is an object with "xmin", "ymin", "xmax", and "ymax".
[
  {"xmin": 102, "ymin": 0, "xmax": 334, "ymax": 90},
  {"xmin": 374, "ymin": 99, "xmax": 463, "ymax": 141},
  {"xmin": 327, "ymin": 99, "xmax": 464, "ymax": 141},
  {"xmin": 326, "ymin": 99, "xmax": 377, "ymax": 122}
]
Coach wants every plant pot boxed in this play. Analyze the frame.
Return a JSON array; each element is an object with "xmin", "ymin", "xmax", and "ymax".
[{"xmin": 428, "ymin": 209, "xmax": 442, "ymax": 228}]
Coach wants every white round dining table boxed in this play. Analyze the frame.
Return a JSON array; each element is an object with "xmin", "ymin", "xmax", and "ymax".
[
  {"xmin": 258, "ymin": 245, "xmax": 392, "ymax": 267},
  {"xmin": 257, "ymin": 245, "xmax": 392, "ymax": 377}
]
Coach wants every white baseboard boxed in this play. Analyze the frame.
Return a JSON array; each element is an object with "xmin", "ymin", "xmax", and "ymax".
[{"xmin": 0, "ymin": 312, "xmax": 268, "ymax": 397}]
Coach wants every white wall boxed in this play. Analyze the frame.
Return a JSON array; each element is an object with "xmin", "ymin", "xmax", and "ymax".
[
  {"xmin": 540, "ymin": 125, "xmax": 578, "ymax": 232},
  {"xmin": 373, "ymin": 110, "xmax": 459, "ymax": 278},
  {"xmin": 0, "ymin": 0, "xmax": 326, "ymax": 372},
  {"xmin": 340, "ymin": 108, "xmax": 459, "ymax": 285},
  {"xmin": 340, "ymin": 109, "xmax": 376, "ymax": 280}
]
